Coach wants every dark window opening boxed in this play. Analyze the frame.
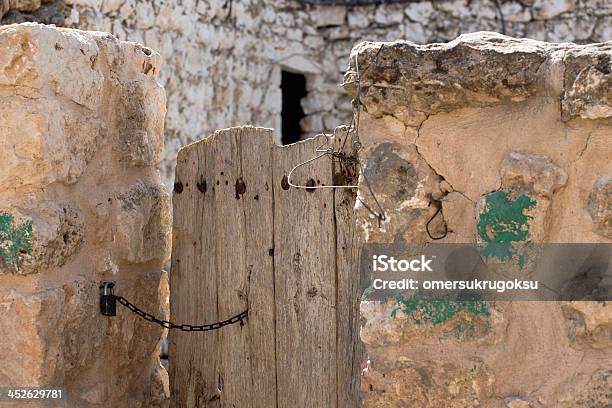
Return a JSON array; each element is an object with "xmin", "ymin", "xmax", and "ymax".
[{"xmin": 281, "ymin": 70, "xmax": 308, "ymax": 145}]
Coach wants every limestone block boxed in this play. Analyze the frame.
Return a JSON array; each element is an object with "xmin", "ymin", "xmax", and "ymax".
[
  {"xmin": 135, "ymin": 0, "xmax": 155, "ymax": 29},
  {"xmin": 0, "ymin": 202, "xmax": 84, "ymax": 275},
  {"xmin": 500, "ymin": 151, "xmax": 568, "ymax": 199},
  {"xmin": 573, "ymin": 16, "xmax": 597, "ymax": 41},
  {"xmin": 357, "ymin": 142, "xmax": 442, "ymax": 244},
  {"xmin": 0, "ymin": 278, "xmax": 165, "ymax": 404},
  {"xmin": 309, "ymin": 6, "xmax": 346, "ymax": 27},
  {"xmin": 476, "ymin": 152, "xmax": 567, "ymax": 253},
  {"xmin": 347, "ymin": 9, "xmax": 370, "ymax": 28},
  {"xmin": 404, "ymin": 21, "xmax": 428, "ymax": 44},
  {"xmin": 532, "ymin": 0, "xmax": 576, "ymax": 19},
  {"xmin": 373, "ymin": 5, "xmax": 404, "ymax": 26},
  {"xmin": 562, "ymin": 301, "xmax": 612, "ymax": 349},
  {"xmin": 344, "ymin": 32, "xmax": 547, "ymax": 126},
  {"xmin": 437, "ymin": 0, "xmax": 472, "ymax": 18},
  {"xmin": 503, "ymin": 3, "xmax": 531, "ymax": 22},
  {"xmin": 114, "ymin": 79, "xmax": 166, "ymax": 166},
  {"xmin": 587, "ymin": 177, "xmax": 612, "ymax": 238},
  {"xmin": 301, "ymin": 92, "xmax": 334, "ymax": 114},
  {"xmin": 0, "ymin": 290, "xmax": 46, "ymax": 386},
  {"xmin": 113, "ymin": 181, "xmax": 171, "ymax": 264},
  {"xmin": 562, "ymin": 46, "xmax": 612, "ymax": 120},
  {"xmin": 9, "ymin": 0, "xmax": 40, "ymax": 12},
  {"xmin": 404, "ymin": 1, "xmax": 434, "ymax": 22},
  {"xmin": 92, "ymin": 31, "xmax": 161, "ymax": 82},
  {"xmin": 0, "ymin": 24, "xmax": 104, "ymax": 110},
  {"xmin": 0, "ymin": 97, "xmax": 102, "ymax": 190},
  {"xmin": 299, "ymin": 114, "xmax": 323, "ymax": 132},
  {"xmin": 101, "ymin": 0, "xmax": 123, "ymax": 13},
  {"xmin": 547, "ymin": 18, "xmax": 575, "ymax": 42},
  {"xmin": 498, "ymin": 151, "xmax": 567, "ymax": 241}
]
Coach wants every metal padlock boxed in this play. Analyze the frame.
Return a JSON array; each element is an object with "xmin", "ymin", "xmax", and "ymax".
[{"xmin": 99, "ymin": 282, "xmax": 116, "ymax": 316}]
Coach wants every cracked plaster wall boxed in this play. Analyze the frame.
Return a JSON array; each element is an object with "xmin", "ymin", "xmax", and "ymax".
[{"xmin": 344, "ymin": 32, "xmax": 612, "ymax": 407}]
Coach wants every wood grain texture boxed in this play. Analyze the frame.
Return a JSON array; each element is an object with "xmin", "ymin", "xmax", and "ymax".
[
  {"xmin": 170, "ymin": 127, "xmax": 361, "ymax": 407},
  {"xmin": 333, "ymin": 130, "xmax": 363, "ymax": 408},
  {"xmin": 273, "ymin": 135, "xmax": 337, "ymax": 408}
]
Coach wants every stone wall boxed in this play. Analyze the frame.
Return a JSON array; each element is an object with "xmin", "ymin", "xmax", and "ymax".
[
  {"xmin": 1, "ymin": 0, "xmax": 609, "ymax": 190},
  {"xmin": 345, "ymin": 32, "xmax": 612, "ymax": 407},
  {"xmin": 0, "ymin": 23, "xmax": 171, "ymax": 407}
]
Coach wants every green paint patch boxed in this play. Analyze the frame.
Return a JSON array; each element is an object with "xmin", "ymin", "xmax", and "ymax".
[
  {"xmin": 0, "ymin": 212, "xmax": 33, "ymax": 270},
  {"xmin": 477, "ymin": 191, "xmax": 536, "ymax": 262},
  {"xmin": 391, "ymin": 293, "xmax": 490, "ymax": 338}
]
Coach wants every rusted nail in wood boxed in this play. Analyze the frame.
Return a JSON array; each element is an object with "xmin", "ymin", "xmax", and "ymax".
[
  {"xmin": 235, "ymin": 178, "xmax": 246, "ymax": 199},
  {"xmin": 196, "ymin": 177, "xmax": 207, "ymax": 193},
  {"xmin": 281, "ymin": 176, "xmax": 290, "ymax": 190},
  {"xmin": 306, "ymin": 178, "xmax": 316, "ymax": 192}
]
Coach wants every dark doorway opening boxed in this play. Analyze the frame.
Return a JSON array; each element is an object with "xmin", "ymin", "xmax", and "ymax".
[{"xmin": 280, "ymin": 70, "xmax": 307, "ymax": 145}]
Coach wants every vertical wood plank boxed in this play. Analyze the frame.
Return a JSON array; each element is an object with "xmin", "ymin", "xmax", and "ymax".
[
  {"xmin": 170, "ymin": 137, "xmax": 221, "ymax": 407},
  {"xmin": 170, "ymin": 127, "xmax": 277, "ymax": 408},
  {"xmin": 213, "ymin": 129, "xmax": 252, "ymax": 408},
  {"xmin": 238, "ymin": 128, "xmax": 278, "ymax": 408},
  {"xmin": 333, "ymin": 131, "xmax": 363, "ymax": 408},
  {"xmin": 272, "ymin": 135, "xmax": 338, "ymax": 408}
]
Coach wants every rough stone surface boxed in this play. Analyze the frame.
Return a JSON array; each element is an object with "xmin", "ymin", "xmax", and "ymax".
[
  {"xmin": 0, "ymin": 0, "xmax": 608, "ymax": 190},
  {"xmin": 562, "ymin": 301, "xmax": 612, "ymax": 349},
  {"xmin": 0, "ymin": 24, "xmax": 170, "ymax": 407},
  {"xmin": 563, "ymin": 44, "xmax": 612, "ymax": 120},
  {"xmin": 350, "ymin": 33, "xmax": 612, "ymax": 407},
  {"xmin": 0, "ymin": 202, "xmax": 84, "ymax": 275},
  {"xmin": 114, "ymin": 181, "xmax": 171, "ymax": 264},
  {"xmin": 587, "ymin": 177, "xmax": 612, "ymax": 238}
]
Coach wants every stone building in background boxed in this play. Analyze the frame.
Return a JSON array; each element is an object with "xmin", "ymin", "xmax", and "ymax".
[{"xmin": 1, "ymin": 0, "xmax": 609, "ymax": 189}]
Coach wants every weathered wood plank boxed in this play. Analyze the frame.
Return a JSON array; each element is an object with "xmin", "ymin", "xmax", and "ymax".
[
  {"xmin": 170, "ymin": 137, "xmax": 221, "ymax": 407},
  {"xmin": 238, "ymin": 128, "xmax": 278, "ymax": 408},
  {"xmin": 333, "ymin": 130, "xmax": 363, "ymax": 408},
  {"xmin": 171, "ymin": 128, "xmax": 360, "ymax": 407},
  {"xmin": 213, "ymin": 129, "xmax": 252, "ymax": 408},
  {"xmin": 171, "ymin": 127, "xmax": 278, "ymax": 408},
  {"xmin": 272, "ymin": 135, "xmax": 338, "ymax": 408}
]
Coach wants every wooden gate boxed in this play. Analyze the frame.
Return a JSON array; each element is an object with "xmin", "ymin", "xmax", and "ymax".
[{"xmin": 169, "ymin": 126, "xmax": 362, "ymax": 407}]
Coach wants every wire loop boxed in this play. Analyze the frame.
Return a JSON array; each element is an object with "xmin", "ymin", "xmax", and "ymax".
[{"xmin": 286, "ymin": 44, "xmax": 386, "ymax": 223}]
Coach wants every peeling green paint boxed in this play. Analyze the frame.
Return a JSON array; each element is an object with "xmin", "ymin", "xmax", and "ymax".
[
  {"xmin": 391, "ymin": 293, "xmax": 490, "ymax": 337},
  {"xmin": 0, "ymin": 212, "xmax": 33, "ymax": 270},
  {"xmin": 477, "ymin": 191, "xmax": 536, "ymax": 262}
]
